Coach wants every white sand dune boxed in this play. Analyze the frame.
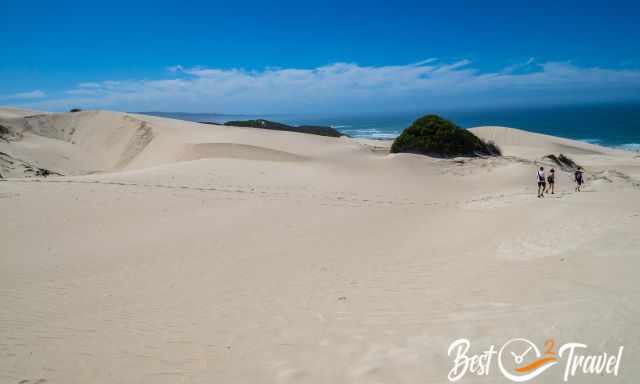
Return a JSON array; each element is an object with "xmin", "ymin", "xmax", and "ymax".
[
  {"xmin": 1, "ymin": 108, "xmax": 639, "ymax": 383},
  {"xmin": 470, "ymin": 126, "xmax": 624, "ymax": 156}
]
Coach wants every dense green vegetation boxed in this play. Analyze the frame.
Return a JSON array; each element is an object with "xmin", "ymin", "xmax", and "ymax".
[
  {"xmin": 390, "ymin": 115, "xmax": 501, "ymax": 157},
  {"xmin": 220, "ymin": 119, "xmax": 344, "ymax": 138}
]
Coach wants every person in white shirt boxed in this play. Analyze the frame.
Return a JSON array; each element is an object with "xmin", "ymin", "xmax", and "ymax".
[{"xmin": 537, "ymin": 166, "xmax": 546, "ymax": 198}]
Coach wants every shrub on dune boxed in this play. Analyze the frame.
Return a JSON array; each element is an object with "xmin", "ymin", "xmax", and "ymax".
[
  {"xmin": 544, "ymin": 153, "xmax": 580, "ymax": 171},
  {"xmin": 390, "ymin": 115, "xmax": 501, "ymax": 157},
  {"xmin": 484, "ymin": 140, "xmax": 502, "ymax": 156},
  {"xmin": 0, "ymin": 124, "xmax": 19, "ymax": 141}
]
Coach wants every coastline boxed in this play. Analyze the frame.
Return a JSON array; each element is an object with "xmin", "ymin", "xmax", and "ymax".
[{"xmin": 138, "ymin": 102, "xmax": 640, "ymax": 152}]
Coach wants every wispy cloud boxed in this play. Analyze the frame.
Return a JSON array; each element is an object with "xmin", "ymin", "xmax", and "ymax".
[
  {"xmin": 3, "ymin": 89, "xmax": 47, "ymax": 100},
  {"xmin": 166, "ymin": 65, "xmax": 184, "ymax": 73},
  {"xmin": 17, "ymin": 60, "xmax": 640, "ymax": 113},
  {"xmin": 501, "ymin": 57, "xmax": 536, "ymax": 74}
]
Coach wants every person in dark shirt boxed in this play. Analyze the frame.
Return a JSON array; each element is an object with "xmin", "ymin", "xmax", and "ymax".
[
  {"xmin": 574, "ymin": 167, "xmax": 584, "ymax": 192},
  {"xmin": 546, "ymin": 168, "xmax": 556, "ymax": 194}
]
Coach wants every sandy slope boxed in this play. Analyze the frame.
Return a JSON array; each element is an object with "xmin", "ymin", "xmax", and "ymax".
[{"xmin": 1, "ymin": 108, "xmax": 639, "ymax": 383}]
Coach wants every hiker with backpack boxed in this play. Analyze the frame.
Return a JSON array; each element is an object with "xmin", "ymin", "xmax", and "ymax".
[
  {"xmin": 575, "ymin": 167, "xmax": 584, "ymax": 192},
  {"xmin": 537, "ymin": 166, "xmax": 546, "ymax": 198},
  {"xmin": 546, "ymin": 168, "xmax": 556, "ymax": 194}
]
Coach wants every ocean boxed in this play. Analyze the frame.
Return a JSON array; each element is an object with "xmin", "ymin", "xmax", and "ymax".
[{"xmin": 143, "ymin": 102, "xmax": 640, "ymax": 151}]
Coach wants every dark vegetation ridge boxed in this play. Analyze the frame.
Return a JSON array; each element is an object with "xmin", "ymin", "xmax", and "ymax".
[{"xmin": 200, "ymin": 119, "xmax": 345, "ymax": 138}]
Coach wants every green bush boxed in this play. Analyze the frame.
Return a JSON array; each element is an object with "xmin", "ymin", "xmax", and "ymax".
[{"xmin": 390, "ymin": 115, "xmax": 501, "ymax": 157}]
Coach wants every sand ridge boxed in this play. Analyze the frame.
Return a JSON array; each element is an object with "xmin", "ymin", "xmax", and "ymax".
[{"xmin": 1, "ymin": 108, "xmax": 639, "ymax": 383}]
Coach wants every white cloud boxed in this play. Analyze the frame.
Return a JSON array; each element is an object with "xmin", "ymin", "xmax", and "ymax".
[
  {"xmin": 501, "ymin": 57, "xmax": 536, "ymax": 74},
  {"xmin": 17, "ymin": 60, "xmax": 640, "ymax": 113},
  {"xmin": 78, "ymin": 82, "xmax": 101, "ymax": 88},
  {"xmin": 4, "ymin": 89, "xmax": 46, "ymax": 100},
  {"xmin": 166, "ymin": 65, "xmax": 184, "ymax": 73}
]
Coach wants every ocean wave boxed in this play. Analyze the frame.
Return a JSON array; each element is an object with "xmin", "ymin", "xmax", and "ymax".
[
  {"xmin": 343, "ymin": 128, "xmax": 381, "ymax": 133},
  {"xmin": 615, "ymin": 143, "xmax": 640, "ymax": 152},
  {"xmin": 369, "ymin": 133, "xmax": 399, "ymax": 139},
  {"xmin": 574, "ymin": 138, "xmax": 640, "ymax": 152},
  {"xmin": 331, "ymin": 124, "xmax": 352, "ymax": 129},
  {"xmin": 340, "ymin": 127, "xmax": 400, "ymax": 139},
  {"xmin": 579, "ymin": 138, "xmax": 603, "ymax": 144}
]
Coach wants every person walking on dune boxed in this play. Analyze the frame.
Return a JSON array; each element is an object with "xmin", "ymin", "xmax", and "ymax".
[
  {"xmin": 546, "ymin": 168, "xmax": 556, "ymax": 194},
  {"xmin": 537, "ymin": 166, "xmax": 546, "ymax": 198},
  {"xmin": 574, "ymin": 167, "xmax": 584, "ymax": 192}
]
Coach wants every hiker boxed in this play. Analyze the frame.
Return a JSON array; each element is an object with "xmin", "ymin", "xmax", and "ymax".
[
  {"xmin": 546, "ymin": 168, "xmax": 555, "ymax": 194},
  {"xmin": 574, "ymin": 167, "xmax": 584, "ymax": 192},
  {"xmin": 537, "ymin": 166, "xmax": 546, "ymax": 198}
]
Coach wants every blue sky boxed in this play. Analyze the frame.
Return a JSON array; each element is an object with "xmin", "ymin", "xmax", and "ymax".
[{"xmin": 1, "ymin": 0, "xmax": 639, "ymax": 113}]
